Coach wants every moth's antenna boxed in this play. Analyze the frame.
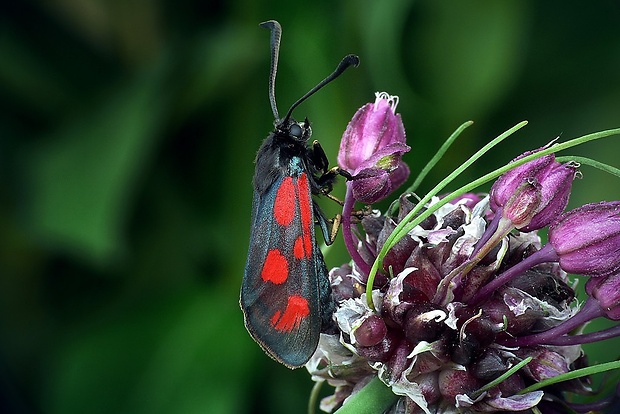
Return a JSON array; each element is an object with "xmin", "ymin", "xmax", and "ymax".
[
  {"xmin": 281, "ymin": 54, "xmax": 360, "ymax": 125},
  {"xmin": 260, "ymin": 20, "xmax": 282, "ymax": 121}
]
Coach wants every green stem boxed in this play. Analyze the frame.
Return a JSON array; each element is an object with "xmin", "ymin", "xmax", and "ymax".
[
  {"xmin": 308, "ymin": 380, "xmax": 323, "ymax": 414},
  {"xmin": 470, "ymin": 357, "xmax": 533, "ymax": 399},
  {"xmin": 556, "ymin": 155, "xmax": 620, "ymax": 178},
  {"xmin": 388, "ymin": 120, "xmax": 474, "ymax": 215},
  {"xmin": 519, "ymin": 360, "xmax": 620, "ymax": 395},
  {"xmin": 334, "ymin": 377, "xmax": 399, "ymax": 414}
]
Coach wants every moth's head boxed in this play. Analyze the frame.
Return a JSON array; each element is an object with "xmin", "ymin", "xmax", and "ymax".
[{"xmin": 275, "ymin": 116, "xmax": 312, "ymax": 143}]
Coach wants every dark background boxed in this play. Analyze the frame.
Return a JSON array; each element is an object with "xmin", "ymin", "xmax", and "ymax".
[{"xmin": 1, "ymin": 1, "xmax": 619, "ymax": 413}]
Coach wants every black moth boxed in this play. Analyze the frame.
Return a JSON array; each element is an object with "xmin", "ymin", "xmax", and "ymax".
[{"xmin": 240, "ymin": 20, "xmax": 359, "ymax": 368}]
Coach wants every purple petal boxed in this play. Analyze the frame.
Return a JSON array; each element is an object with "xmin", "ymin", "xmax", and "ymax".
[
  {"xmin": 550, "ymin": 201, "xmax": 620, "ymax": 277},
  {"xmin": 484, "ymin": 391, "xmax": 544, "ymax": 411}
]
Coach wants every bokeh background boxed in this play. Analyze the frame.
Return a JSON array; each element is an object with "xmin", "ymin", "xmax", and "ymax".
[{"xmin": 1, "ymin": 1, "xmax": 620, "ymax": 413}]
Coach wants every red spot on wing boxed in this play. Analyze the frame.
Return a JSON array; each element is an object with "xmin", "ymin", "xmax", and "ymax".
[
  {"xmin": 297, "ymin": 174, "xmax": 313, "ymax": 230},
  {"xmin": 274, "ymin": 177, "xmax": 296, "ymax": 226},
  {"xmin": 292, "ymin": 173, "xmax": 314, "ymax": 260},
  {"xmin": 270, "ymin": 295, "xmax": 310, "ymax": 332},
  {"xmin": 261, "ymin": 249, "xmax": 289, "ymax": 284},
  {"xmin": 293, "ymin": 234, "xmax": 313, "ymax": 259}
]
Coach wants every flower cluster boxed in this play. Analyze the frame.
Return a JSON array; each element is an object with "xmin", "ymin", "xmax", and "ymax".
[{"xmin": 307, "ymin": 93, "xmax": 620, "ymax": 413}]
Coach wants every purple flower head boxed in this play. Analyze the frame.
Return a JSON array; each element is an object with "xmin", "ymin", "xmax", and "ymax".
[
  {"xmin": 490, "ymin": 147, "xmax": 577, "ymax": 231},
  {"xmin": 305, "ymin": 113, "xmax": 618, "ymax": 412},
  {"xmin": 549, "ymin": 201, "xmax": 620, "ymax": 277},
  {"xmin": 308, "ymin": 195, "xmax": 589, "ymax": 413},
  {"xmin": 338, "ymin": 92, "xmax": 410, "ymax": 203}
]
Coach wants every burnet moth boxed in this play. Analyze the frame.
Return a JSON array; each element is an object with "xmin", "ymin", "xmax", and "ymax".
[{"xmin": 240, "ymin": 20, "xmax": 359, "ymax": 368}]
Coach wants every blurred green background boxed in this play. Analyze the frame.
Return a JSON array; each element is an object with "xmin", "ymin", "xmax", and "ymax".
[{"xmin": 1, "ymin": 1, "xmax": 619, "ymax": 413}]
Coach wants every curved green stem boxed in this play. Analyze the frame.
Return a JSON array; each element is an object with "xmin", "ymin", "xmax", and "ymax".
[
  {"xmin": 334, "ymin": 377, "xmax": 399, "ymax": 414},
  {"xmin": 556, "ymin": 155, "xmax": 620, "ymax": 178},
  {"xmin": 308, "ymin": 380, "xmax": 323, "ymax": 414},
  {"xmin": 519, "ymin": 360, "xmax": 620, "ymax": 395},
  {"xmin": 388, "ymin": 120, "xmax": 474, "ymax": 215}
]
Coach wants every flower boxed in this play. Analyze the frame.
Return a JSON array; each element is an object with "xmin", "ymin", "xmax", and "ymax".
[
  {"xmin": 338, "ymin": 92, "xmax": 410, "ymax": 203},
  {"xmin": 548, "ymin": 201, "xmax": 620, "ymax": 277},
  {"xmin": 490, "ymin": 149, "xmax": 578, "ymax": 232},
  {"xmin": 308, "ymin": 195, "xmax": 594, "ymax": 413},
  {"xmin": 304, "ymin": 96, "xmax": 620, "ymax": 413}
]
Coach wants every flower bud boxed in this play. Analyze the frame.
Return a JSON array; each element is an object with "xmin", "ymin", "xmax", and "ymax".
[
  {"xmin": 549, "ymin": 201, "xmax": 620, "ymax": 277},
  {"xmin": 385, "ymin": 338, "xmax": 414, "ymax": 382},
  {"xmin": 352, "ymin": 314, "xmax": 388, "ymax": 347},
  {"xmin": 490, "ymin": 151, "xmax": 553, "ymax": 211},
  {"xmin": 518, "ymin": 347, "xmax": 570, "ymax": 381},
  {"xmin": 585, "ymin": 273, "xmax": 620, "ymax": 320},
  {"xmin": 415, "ymin": 372, "xmax": 441, "ymax": 405},
  {"xmin": 329, "ymin": 264, "xmax": 363, "ymax": 301},
  {"xmin": 490, "ymin": 149, "xmax": 577, "ymax": 231},
  {"xmin": 381, "ymin": 269, "xmax": 429, "ymax": 326},
  {"xmin": 438, "ymin": 368, "xmax": 482, "ymax": 401},
  {"xmin": 338, "ymin": 92, "xmax": 410, "ymax": 203},
  {"xmin": 482, "ymin": 296, "xmax": 540, "ymax": 338},
  {"xmin": 377, "ymin": 219, "xmax": 416, "ymax": 276},
  {"xmin": 521, "ymin": 160, "xmax": 578, "ymax": 231},
  {"xmin": 450, "ymin": 308, "xmax": 501, "ymax": 365},
  {"xmin": 495, "ymin": 371, "xmax": 526, "ymax": 396},
  {"xmin": 404, "ymin": 246, "xmax": 443, "ymax": 301},
  {"xmin": 355, "ymin": 329, "xmax": 400, "ymax": 362}
]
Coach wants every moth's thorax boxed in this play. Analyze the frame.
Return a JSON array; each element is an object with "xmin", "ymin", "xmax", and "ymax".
[{"xmin": 253, "ymin": 122, "xmax": 313, "ymax": 195}]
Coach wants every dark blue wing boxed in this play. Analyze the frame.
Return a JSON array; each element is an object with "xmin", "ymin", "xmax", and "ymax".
[{"xmin": 240, "ymin": 172, "xmax": 324, "ymax": 368}]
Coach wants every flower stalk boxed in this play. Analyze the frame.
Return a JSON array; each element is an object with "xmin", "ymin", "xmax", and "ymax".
[{"xmin": 342, "ymin": 182, "xmax": 372, "ymax": 277}]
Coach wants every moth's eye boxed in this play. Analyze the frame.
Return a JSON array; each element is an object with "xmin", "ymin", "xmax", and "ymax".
[{"xmin": 289, "ymin": 123, "xmax": 303, "ymax": 138}]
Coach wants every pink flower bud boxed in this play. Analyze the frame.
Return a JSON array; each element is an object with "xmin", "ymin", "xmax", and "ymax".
[
  {"xmin": 490, "ymin": 150, "xmax": 553, "ymax": 211},
  {"xmin": 522, "ymin": 160, "xmax": 578, "ymax": 231},
  {"xmin": 338, "ymin": 92, "xmax": 410, "ymax": 203},
  {"xmin": 355, "ymin": 330, "xmax": 400, "ymax": 362},
  {"xmin": 490, "ymin": 148, "xmax": 577, "ymax": 231},
  {"xmin": 403, "ymin": 303, "xmax": 446, "ymax": 343},
  {"xmin": 585, "ymin": 273, "xmax": 620, "ymax": 320},
  {"xmin": 549, "ymin": 201, "xmax": 620, "ymax": 277}
]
